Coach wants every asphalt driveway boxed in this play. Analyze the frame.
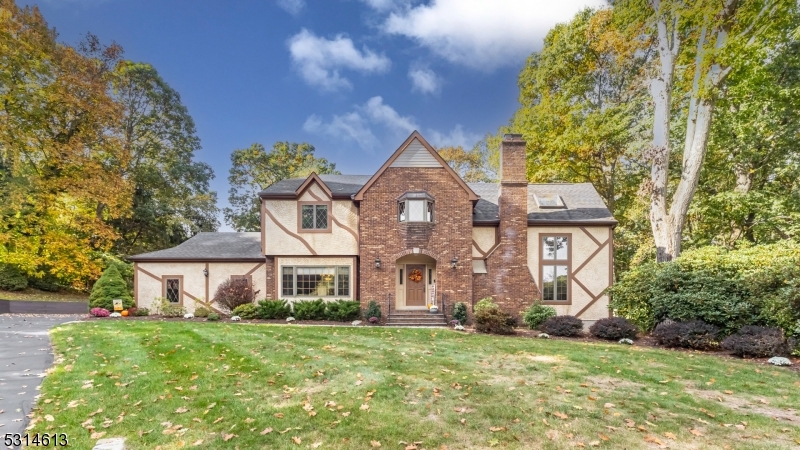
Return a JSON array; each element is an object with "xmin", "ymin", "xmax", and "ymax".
[{"xmin": 0, "ymin": 314, "xmax": 82, "ymax": 442}]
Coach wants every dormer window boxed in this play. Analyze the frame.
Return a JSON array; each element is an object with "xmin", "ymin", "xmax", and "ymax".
[
  {"xmin": 398, "ymin": 192, "xmax": 434, "ymax": 223},
  {"xmin": 534, "ymin": 193, "xmax": 566, "ymax": 209},
  {"xmin": 299, "ymin": 202, "xmax": 330, "ymax": 232}
]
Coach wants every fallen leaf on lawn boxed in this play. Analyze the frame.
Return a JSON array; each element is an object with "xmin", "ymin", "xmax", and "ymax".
[
  {"xmin": 588, "ymin": 441, "xmax": 600, "ymax": 447},
  {"xmin": 360, "ymin": 404, "xmax": 370, "ymax": 411},
  {"xmin": 370, "ymin": 440, "xmax": 381, "ymax": 447},
  {"xmin": 292, "ymin": 436, "xmax": 302, "ymax": 444},
  {"xmin": 191, "ymin": 440, "xmax": 203, "ymax": 446},
  {"xmin": 44, "ymin": 415, "xmax": 54, "ymax": 422},
  {"xmin": 598, "ymin": 433, "xmax": 610, "ymax": 441},
  {"xmin": 274, "ymin": 413, "xmax": 284, "ymax": 418},
  {"xmin": 460, "ymin": 419, "xmax": 466, "ymax": 425},
  {"xmin": 245, "ymin": 417, "xmax": 255, "ymax": 424},
  {"xmin": 689, "ymin": 429, "xmax": 703, "ymax": 436},
  {"xmin": 552, "ymin": 412, "xmax": 568, "ymax": 420},
  {"xmin": 279, "ymin": 428, "xmax": 292, "ymax": 434},
  {"xmin": 260, "ymin": 427, "xmax": 273, "ymax": 435},
  {"xmin": 223, "ymin": 433, "xmax": 235, "ymax": 441},
  {"xmin": 90, "ymin": 432, "xmax": 106, "ymax": 439},
  {"xmin": 213, "ymin": 417, "xmax": 224, "ymax": 424},
  {"xmin": 664, "ymin": 432, "xmax": 676, "ymax": 440},
  {"xmin": 603, "ymin": 403, "xmax": 615, "ymax": 409},
  {"xmin": 645, "ymin": 435, "xmax": 664, "ymax": 445},
  {"xmin": 312, "ymin": 442, "xmax": 322, "ymax": 448},
  {"xmin": 624, "ymin": 419, "xmax": 635, "ymax": 428},
  {"xmin": 175, "ymin": 407, "xmax": 188, "ymax": 414},
  {"xmin": 489, "ymin": 426, "xmax": 507, "ymax": 432}
]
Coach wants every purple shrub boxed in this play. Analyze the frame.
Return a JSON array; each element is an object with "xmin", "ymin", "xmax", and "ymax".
[
  {"xmin": 369, "ymin": 316, "xmax": 378, "ymax": 324},
  {"xmin": 450, "ymin": 319, "xmax": 461, "ymax": 327},
  {"xmin": 91, "ymin": 307, "xmax": 110, "ymax": 317}
]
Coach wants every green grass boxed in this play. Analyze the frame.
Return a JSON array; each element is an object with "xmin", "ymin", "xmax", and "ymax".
[
  {"xmin": 0, "ymin": 288, "xmax": 88, "ymax": 302},
  {"xmin": 28, "ymin": 322, "xmax": 800, "ymax": 449}
]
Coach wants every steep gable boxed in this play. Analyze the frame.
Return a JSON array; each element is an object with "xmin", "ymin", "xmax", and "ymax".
[{"xmin": 354, "ymin": 131, "xmax": 478, "ymax": 201}]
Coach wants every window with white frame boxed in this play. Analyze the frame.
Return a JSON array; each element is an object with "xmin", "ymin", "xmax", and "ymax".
[
  {"xmin": 541, "ymin": 236, "xmax": 570, "ymax": 302},
  {"xmin": 398, "ymin": 192, "xmax": 434, "ymax": 223},
  {"xmin": 281, "ymin": 266, "xmax": 350, "ymax": 297}
]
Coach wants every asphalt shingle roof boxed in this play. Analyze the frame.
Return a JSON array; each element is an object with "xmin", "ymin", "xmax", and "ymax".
[
  {"xmin": 260, "ymin": 175, "xmax": 372, "ymax": 198},
  {"xmin": 128, "ymin": 232, "xmax": 263, "ymax": 261}
]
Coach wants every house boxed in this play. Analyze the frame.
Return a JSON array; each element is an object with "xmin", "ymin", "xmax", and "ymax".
[{"xmin": 129, "ymin": 132, "xmax": 616, "ymax": 324}]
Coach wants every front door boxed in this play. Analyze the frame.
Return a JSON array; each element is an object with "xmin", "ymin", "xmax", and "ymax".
[{"xmin": 405, "ymin": 264, "xmax": 426, "ymax": 306}]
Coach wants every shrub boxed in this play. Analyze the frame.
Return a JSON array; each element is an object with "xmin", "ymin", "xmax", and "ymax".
[
  {"xmin": 232, "ymin": 303, "xmax": 258, "ymax": 319},
  {"xmin": 452, "ymin": 302, "xmax": 468, "ymax": 324},
  {"xmin": 133, "ymin": 307, "xmax": 150, "ymax": 317},
  {"xmin": 589, "ymin": 317, "xmax": 638, "ymax": 340},
  {"xmin": 474, "ymin": 297, "xmax": 498, "ymax": 313},
  {"xmin": 325, "ymin": 300, "xmax": 361, "ymax": 321},
  {"xmin": 28, "ymin": 271, "xmax": 61, "ymax": 292},
  {"xmin": 522, "ymin": 302, "xmax": 557, "ymax": 330},
  {"xmin": 156, "ymin": 298, "xmax": 186, "ymax": 318},
  {"xmin": 474, "ymin": 307, "xmax": 515, "ymax": 335},
  {"xmin": 89, "ymin": 265, "xmax": 134, "ymax": 311},
  {"xmin": 293, "ymin": 299, "xmax": 326, "ymax": 320},
  {"xmin": 364, "ymin": 300, "xmax": 382, "ymax": 320},
  {"xmin": 721, "ymin": 326, "xmax": 789, "ymax": 357},
  {"xmin": 127, "ymin": 307, "xmax": 138, "ymax": 316},
  {"xmin": 256, "ymin": 299, "xmax": 292, "ymax": 320},
  {"xmin": 90, "ymin": 307, "xmax": 110, "ymax": 317},
  {"xmin": 194, "ymin": 306, "xmax": 212, "ymax": 318},
  {"xmin": 0, "ymin": 264, "xmax": 28, "ymax": 291},
  {"xmin": 651, "ymin": 320, "xmax": 720, "ymax": 350},
  {"xmin": 609, "ymin": 243, "xmax": 800, "ymax": 336},
  {"xmin": 213, "ymin": 278, "xmax": 258, "ymax": 313},
  {"xmin": 541, "ymin": 315, "xmax": 584, "ymax": 337},
  {"xmin": 369, "ymin": 316, "xmax": 378, "ymax": 324},
  {"xmin": 207, "ymin": 312, "xmax": 220, "ymax": 321}
]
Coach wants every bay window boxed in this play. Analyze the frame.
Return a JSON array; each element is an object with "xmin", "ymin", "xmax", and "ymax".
[{"xmin": 398, "ymin": 192, "xmax": 434, "ymax": 223}]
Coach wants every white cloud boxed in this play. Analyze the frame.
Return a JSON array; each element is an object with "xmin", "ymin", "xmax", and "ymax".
[
  {"xmin": 287, "ymin": 29, "xmax": 391, "ymax": 91},
  {"xmin": 408, "ymin": 66, "xmax": 441, "ymax": 95},
  {"xmin": 277, "ymin": 0, "xmax": 305, "ymax": 15},
  {"xmin": 384, "ymin": 0, "xmax": 607, "ymax": 69},
  {"xmin": 304, "ymin": 96, "xmax": 480, "ymax": 152},
  {"xmin": 427, "ymin": 124, "xmax": 482, "ymax": 149}
]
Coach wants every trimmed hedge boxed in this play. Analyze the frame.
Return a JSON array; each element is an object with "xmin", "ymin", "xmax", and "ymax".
[
  {"xmin": 293, "ymin": 299, "xmax": 326, "ymax": 320},
  {"xmin": 722, "ymin": 326, "xmax": 790, "ymax": 357},
  {"xmin": 589, "ymin": 317, "xmax": 638, "ymax": 340},
  {"xmin": 651, "ymin": 320, "xmax": 720, "ymax": 350},
  {"xmin": 256, "ymin": 299, "xmax": 292, "ymax": 319},
  {"xmin": 609, "ymin": 243, "xmax": 800, "ymax": 336},
  {"xmin": 325, "ymin": 300, "xmax": 361, "ymax": 321},
  {"xmin": 232, "ymin": 303, "xmax": 258, "ymax": 319},
  {"xmin": 541, "ymin": 315, "xmax": 584, "ymax": 337}
]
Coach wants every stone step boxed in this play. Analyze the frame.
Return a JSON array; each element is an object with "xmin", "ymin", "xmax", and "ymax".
[
  {"xmin": 388, "ymin": 316, "xmax": 446, "ymax": 321},
  {"xmin": 385, "ymin": 322, "xmax": 448, "ymax": 327}
]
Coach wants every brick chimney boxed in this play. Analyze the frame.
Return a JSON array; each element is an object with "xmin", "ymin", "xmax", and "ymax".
[{"xmin": 486, "ymin": 134, "xmax": 538, "ymax": 314}]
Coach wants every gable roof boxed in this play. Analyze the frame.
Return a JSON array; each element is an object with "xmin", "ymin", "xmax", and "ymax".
[
  {"xmin": 128, "ymin": 232, "xmax": 263, "ymax": 261},
  {"xmin": 260, "ymin": 175, "xmax": 372, "ymax": 199},
  {"xmin": 353, "ymin": 131, "xmax": 479, "ymax": 202},
  {"xmin": 469, "ymin": 182, "xmax": 616, "ymax": 225},
  {"xmin": 295, "ymin": 172, "xmax": 333, "ymax": 198}
]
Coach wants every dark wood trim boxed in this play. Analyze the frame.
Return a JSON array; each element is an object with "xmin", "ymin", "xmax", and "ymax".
[
  {"xmin": 353, "ymin": 131, "xmax": 479, "ymax": 201},
  {"xmin": 244, "ymin": 262, "xmax": 265, "ymax": 277},
  {"xmin": 263, "ymin": 207, "xmax": 318, "ymax": 255},
  {"xmin": 579, "ymin": 226, "xmax": 603, "ymax": 247},
  {"xmin": 297, "ymin": 201, "xmax": 333, "ymax": 234},
  {"xmin": 539, "ymin": 233, "xmax": 572, "ymax": 305},
  {"xmin": 572, "ymin": 240, "xmax": 609, "ymax": 276},
  {"xmin": 133, "ymin": 262, "xmax": 139, "ymax": 307},
  {"xmin": 472, "ymin": 239, "xmax": 488, "ymax": 257},
  {"xmin": 306, "ymin": 190, "xmax": 360, "ymax": 243},
  {"xmin": 137, "ymin": 267, "xmax": 162, "ymax": 282},
  {"xmin": 608, "ymin": 227, "xmax": 614, "ymax": 318},
  {"xmin": 204, "ymin": 262, "xmax": 209, "ymax": 304},
  {"xmin": 573, "ymin": 277, "xmax": 595, "ymax": 298},
  {"xmin": 295, "ymin": 172, "xmax": 333, "ymax": 198},
  {"xmin": 575, "ymin": 291, "xmax": 606, "ymax": 319},
  {"xmin": 162, "ymin": 275, "xmax": 184, "ymax": 306},
  {"xmin": 528, "ymin": 220, "xmax": 618, "ymax": 226},
  {"xmin": 261, "ymin": 199, "xmax": 266, "ymax": 255},
  {"xmin": 183, "ymin": 289, "xmax": 201, "ymax": 303}
]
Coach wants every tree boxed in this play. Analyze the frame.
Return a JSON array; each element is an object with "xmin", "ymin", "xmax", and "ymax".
[
  {"xmin": 0, "ymin": 2, "xmax": 131, "ymax": 288},
  {"xmin": 437, "ymin": 145, "xmax": 495, "ymax": 182},
  {"xmin": 638, "ymin": 0, "xmax": 797, "ymax": 261},
  {"xmin": 89, "ymin": 264, "xmax": 133, "ymax": 311},
  {"xmin": 511, "ymin": 8, "xmax": 650, "ymax": 218},
  {"xmin": 224, "ymin": 142, "xmax": 339, "ymax": 231},
  {"xmin": 109, "ymin": 61, "xmax": 219, "ymax": 255}
]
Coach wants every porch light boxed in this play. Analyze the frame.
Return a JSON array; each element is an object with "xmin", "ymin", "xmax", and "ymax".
[
  {"xmin": 375, "ymin": 257, "xmax": 381, "ymax": 269},
  {"xmin": 203, "ymin": 268, "xmax": 209, "ymax": 277},
  {"xmin": 451, "ymin": 256, "xmax": 458, "ymax": 269}
]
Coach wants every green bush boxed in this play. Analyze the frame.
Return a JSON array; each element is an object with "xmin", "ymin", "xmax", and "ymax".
[
  {"xmin": 194, "ymin": 306, "xmax": 212, "ymax": 318},
  {"xmin": 0, "ymin": 264, "xmax": 28, "ymax": 291},
  {"xmin": 364, "ymin": 300, "xmax": 382, "ymax": 320},
  {"xmin": 609, "ymin": 243, "xmax": 800, "ymax": 335},
  {"xmin": 28, "ymin": 271, "xmax": 61, "ymax": 292},
  {"xmin": 133, "ymin": 307, "xmax": 150, "ymax": 317},
  {"xmin": 207, "ymin": 312, "xmax": 220, "ymax": 321},
  {"xmin": 452, "ymin": 302, "xmax": 468, "ymax": 325},
  {"xmin": 232, "ymin": 303, "xmax": 258, "ymax": 319},
  {"xmin": 293, "ymin": 299, "xmax": 326, "ymax": 320},
  {"xmin": 475, "ymin": 306, "xmax": 515, "ymax": 335},
  {"xmin": 325, "ymin": 300, "xmax": 361, "ymax": 321},
  {"xmin": 522, "ymin": 302, "xmax": 557, "ymax": 330},
  {"xmin": 155, "ymin": 298, "xmax": 185, "ymax": 318},
  {"xmin": 474, "ymin": 297, "xmax": 498, "ymax": 313},
  {"xmin": 256, "ymin": 299, "xmax": 292, "ymax": 319},
  {"xmin": 89, "ymin": 265, "xmax": 134, "ymax": 311},
  {"xmin": 540, "ymin": 315, "xmax": 584, "ymax": 337}
]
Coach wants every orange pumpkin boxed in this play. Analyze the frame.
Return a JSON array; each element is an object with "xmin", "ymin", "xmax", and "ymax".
[{"xmin": 121, "ymin": 310, "xmax": 129, "ymax": 317}]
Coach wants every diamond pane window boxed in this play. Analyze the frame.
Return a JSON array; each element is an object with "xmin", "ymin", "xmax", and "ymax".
[
  {"xmin": 301, "ymin": 205, "xmax": 314, "ymax": 229},
  {"xmin": 315, "ymin": 205, "xmax": 328, "ymax": 229},
  {"xmin": 165, "ymin": 279, "xmax": 180, "ymax": 303}
]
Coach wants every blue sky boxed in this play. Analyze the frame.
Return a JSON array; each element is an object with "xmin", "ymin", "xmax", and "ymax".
[{"xmin": 29, "ymin": 0, "xmax": 605, "ymax": 230}]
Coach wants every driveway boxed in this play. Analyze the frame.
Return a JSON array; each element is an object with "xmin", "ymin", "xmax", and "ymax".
[{"xmin": 0, "ymin": 314, "xmax": 83, "ymax": 443}]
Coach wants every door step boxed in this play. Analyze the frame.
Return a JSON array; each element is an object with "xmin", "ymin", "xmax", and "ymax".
[{"xmin": 386, "ymin": 312, "xmax": 448, "ymax": 327}]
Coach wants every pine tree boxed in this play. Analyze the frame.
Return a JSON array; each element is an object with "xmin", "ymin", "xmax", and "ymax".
[{"xmin": 89, "ymin": 265, "xmax": 134, "ymax": 311}]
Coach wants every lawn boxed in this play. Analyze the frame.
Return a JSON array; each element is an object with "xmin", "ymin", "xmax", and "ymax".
[
  {"xmin": 0, "ymin": 288, "xmax": 89, "ymax": 302},
  {"xmin": 28, "ymin": 322, "xmax": 800, "ymax": 449}
]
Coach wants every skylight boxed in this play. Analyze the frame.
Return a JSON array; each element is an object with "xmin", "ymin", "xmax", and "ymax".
[{"xmin": 534, "ymin": 193, "xmax": 565, "ymax": 209}]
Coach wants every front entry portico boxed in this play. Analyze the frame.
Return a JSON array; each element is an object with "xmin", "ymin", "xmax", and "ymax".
[{"xmin": 395, "ymin": 254, "xmax": 436, "ymax": 310}]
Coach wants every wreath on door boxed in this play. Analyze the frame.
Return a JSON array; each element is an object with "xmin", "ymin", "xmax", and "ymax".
[{"xmin": 408, "ymin": 269, "xmax": 423, "ymax": 283}]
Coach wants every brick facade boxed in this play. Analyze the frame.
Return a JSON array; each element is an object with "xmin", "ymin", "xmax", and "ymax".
[
  {"xmin": 474, "ymin": 135, "xmax": 539, "ymax": 317},
  {"xmin": 358, "ymin": 167, "xmax": 474, "ymax": 316},
  {"xmin": 264, "ymin": 256, "xmax": 275, "ymax": 300}
]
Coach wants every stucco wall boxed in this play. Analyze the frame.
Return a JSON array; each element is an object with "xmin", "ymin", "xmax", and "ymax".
[
  {"xmin": 135, "ymin": 261, "xmax": 267, "ymax": 314},
  {"xmin": 276, "ymin": 256, "xmax": 356, "ymax": 303},
  {"xmin": 263, "ymin": 181, "xmax": 359, "ymax": 256},
  {"xmin": 527, "ymin": 226, "xmax": 612, "ymax": 321},
  {"xmin": 472, "ymin": 226, "xmax": 497, "ymax": 258}
]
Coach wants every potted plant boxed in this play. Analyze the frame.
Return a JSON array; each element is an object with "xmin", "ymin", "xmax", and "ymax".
[{"xmin": 428, "ymin": 304, "xmax": 438, "ymax": 313}]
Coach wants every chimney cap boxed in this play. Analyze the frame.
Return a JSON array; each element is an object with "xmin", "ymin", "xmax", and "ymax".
[{"xmin": 503, "ymin": 133, "xmax": 523, "ymax": 141}]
